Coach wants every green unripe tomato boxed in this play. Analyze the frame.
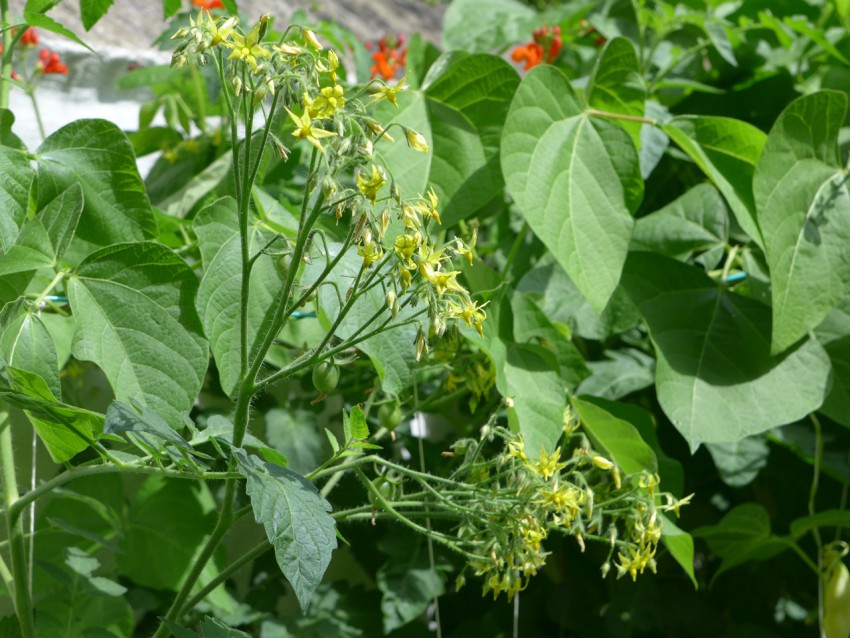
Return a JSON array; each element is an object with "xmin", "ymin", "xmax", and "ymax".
[
  {"xmin": 367, "ymin": 476, "xmax": 398, "ymax": 509},
  {"xmin": 378, "ymin": 403, "xmax": 403, "ymax": 431},
  {"xmin": 825, "ymin": 561, "xmax": 850, "ymax": 638},
  {"xmin": 312, "ymin": 361, "xmax": 340, "ymax": 393}
]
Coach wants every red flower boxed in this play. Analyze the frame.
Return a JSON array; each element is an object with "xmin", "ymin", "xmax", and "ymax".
[
  {"xmin": 511, "ymin": 25, "xmax": 562, "ymax": 71},
  {"xmin": 192, "ymin": 0, "xmax": 224, "ymax": 9},
  {"xmin": 20, "ymin": 27, "xmax": 38, "ymax": 47},
  {"xmin": 510, "ymin": 42, "xmax": 543, "ymax": 70},
  {"xmin": 38, "ymin": 49, "xmax": 69, "ymax": 74},
  {"xmin": 368, "ymin": 33, "xmax": 406, "ymax": 79}
]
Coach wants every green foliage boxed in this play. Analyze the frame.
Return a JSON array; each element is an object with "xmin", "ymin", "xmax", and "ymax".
[{"xmin": 2, "ymin": 0, "xmax": 850, "ymax": 636}]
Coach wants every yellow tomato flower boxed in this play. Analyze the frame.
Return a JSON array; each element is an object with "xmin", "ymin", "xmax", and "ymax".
[
  {"xmin": 356, "ymin": 164, "xmax": 386, "ymax": 202},
  {"xmin": 307, "ymin": 84, "xmax": 345, "ymax": 119},
  {"xmin": 530, "ymin": 446, "xmax": 567, "ymax": 480},
  {"xmin": 302, "ymin": 27, "xmax": 323, "ymax": 50},
  {"xmin": 370, "ymin": 75, "xmax": 407, "ymax": 108},
  {"xmin": 206, "ymin": 13, "xmax": 237, "ymax": 47},
  {"xmin": 226, "ymin": 27, "xmax": 271, "ymax": 70},
  {"xmin": 286, "ymin": 107, "xmax": 337, "ymax": 153}
]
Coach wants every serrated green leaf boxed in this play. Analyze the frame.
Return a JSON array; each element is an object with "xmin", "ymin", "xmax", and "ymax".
[
  {"xmin": 104, "ymin": 400, "xmax": 192, "ymax": 450},
  {"xmin": 502, "ymin": 64, "xmax": 639, "ymax": 313},
  {"xmin": 572, "ymin": 396, "xmax": 657, "ymax": 475},
  {"xmin": 664, "ymin": 116, "xmax": 766, "ymax": 246},
  {"xmin": 348, "ymin": 405, "xmax": 369, "ymax": 441},
  {"xmin": 37, "ymin": 119, "xmax": 155, "ymax": 246},
  {"xmin": 194, "ymin": 197, "xmax": 282, "ymax": 397},
  {"xmin": 586, "ymin": 37, "xmax": 646, "ymax": 147},
  {"xmin": 753, "ymin": 91, "xmax": 850, "ymax": 354},
  {"xmin": 622, "ymin": 252, "xmax": 830, "ymax": 449},
  {"xmin": 68, "ymin": 242, "xmax": 208, "ymax": 428},
  {"xmin": 235, "ymin": 450, "xmax": 337, "ymax": 612}
]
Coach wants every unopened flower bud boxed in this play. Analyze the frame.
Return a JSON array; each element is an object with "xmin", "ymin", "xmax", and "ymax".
[
  {"xmin": 302, "ymin": 28, "xmax": 323, "ymax": 50},
  {"xmin": 231, "ymin": 74, "xmax": 243, "ymax": 96},
  {"xmin": 322, "ymin": 176, "xmax": 337, "ymax": 200},
  {"xmin": 405, "ymin": 128, "xmax": 429, "ymax": 153},
  {"xmin": 592, "ymin": 455, "xmax": 614, "ymax": 471}
]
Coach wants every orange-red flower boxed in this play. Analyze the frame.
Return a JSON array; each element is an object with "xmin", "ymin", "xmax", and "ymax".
[
  {"xmin": 511, "ymin": 25, "xmax": 562, "ymax": 71},
  {"xmin": 192, "ymin": 0, "xmax": 224, "ymax": 9},
  {"xmin": 37, "ymin": 49, "xmax": 69, "ymax": 74},
  {"xmin": 20, "ymin": 27, "xmax": 38, "ymax": 47},
  {"xmin": 368, "ymin": 33, "xmax": 406, "ymax": 80}
]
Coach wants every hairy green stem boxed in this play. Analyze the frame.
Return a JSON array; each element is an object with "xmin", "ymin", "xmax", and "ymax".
[{"xmin": 1, "ymin": 413, "xmax": 36, "ymax": 638}]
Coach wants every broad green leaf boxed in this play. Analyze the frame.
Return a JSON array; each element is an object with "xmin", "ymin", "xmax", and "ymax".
[
  {"xmin": 36, "ymin": 547, "xmax": 132, "ymax": 638},
  {"xmin": 586, "ymin": 37, "xmax": 646, "ymax": 147},
  {"xmin": 201, "ymin": 617, "xmax": 252, "ymax": 638},
  {"xmin": 622, "ymin": 252, "xmax": 831, "ymax": 449},
  {"xmin": 575, "ymin": 348, "xmax": 655, "ymax": 401},
  {"xmin": 580, "ymin": 397, "xmax": 683, "ymax": 496},
  {"xmin": 571, "ymin": 396, "xmax": 657, "ymax": 475},
  {"xmin": 0, "ymin": 144, "xmax": 35, "ymax": 253},
  {"xmin": 118, "ymin": 476, "xmax": 215, "ymax": 590},
  {"xmin": 503, "ymin": 343, "xmax": 568, "ymax": 456},
  {"xmin": 753, "ymin": 91, "xmax": 850, "ymax": 354},
  {"xmin": 0, "ymin": 302, "xmax": 61, "ymax": 399},
  {"xmin": 814, "ymin": 298, "xmax": 850, "ymax": 427},
  {"xmin": 784, "ymin": 17, "xmax": 850, "ymax": 65},
  {"xmin": 104, "ymin": 400, "xmax": 192, "ymax": 451},
  {"xmin": 37, "ymin": 119, "xmax": 156, "ymax": 246},
  {"xmin": 235, "ymin": 450, "xmax": 337, "ymax": 612},
  {"xmin": 511, "ymin": 292, "xmax": 590, "ymax": 389},
  {"xmin": 630, "ymin": 183, "xmax": 729, "ymax": 259},
  {"xmin": 706, "ymin": 436, "xmax": 770, "ymax": 487},
  {"xmin": 502, "ymin": 64, "xmax": 640, "ymax": 312},
  {"xmin": 660, "ymin": 515, "xmax": 697, "ymax": 588},
  {"xmin": 704, "ymin": 20, "xmax": 737, "ymax": 67},
  {"xmin": 692, "ymin": 503, "xmax": 792, "ymax": 579},
  {"xmin": 423, "ymin": 53, "xmax": 519, "ymax": 226},
  {"xmin": 161, "ymin": 152, "xmax": 233, "ymax": 218},
  {"xmin": 442, "ymin": 0, "xmax": 534, "ymax": 52},
  {"xmin": 68, "ymin": 242, "xmax": 208, "ymax": 427},
  {"xmin": 790, "ymin": 509, "xmax": 850, "ymax": 538},
  {"xmin": 194, "ymin": 197, "xmax": 283, "ymax": 397},
  {"xmin": 1, "ymin": 366, "xmax": 100, "ymax": 463},
  {"xmin": 516, "ymin": 257, "xmax": 640, "ymax": 340},
  {"xmin": 664, "ymin": 116, "xmax": 766, "ymax": 246},
  {"xmin": 80, "ymin": 0, "xmax": 114, "ymax": 29}
]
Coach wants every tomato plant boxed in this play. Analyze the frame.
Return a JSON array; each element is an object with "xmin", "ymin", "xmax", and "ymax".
[{"xmin": 1, "ymin": 0, "xmax": 850, "ymax": 636}]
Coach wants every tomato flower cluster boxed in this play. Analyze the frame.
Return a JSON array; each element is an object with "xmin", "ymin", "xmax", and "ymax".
[
  {"xmin": 170, "ymin": 11, "xmax": 483, "ymax": 360},
  {"xmin": 446, "ymin": 410, "xmax": 692, "ymax": 600}
]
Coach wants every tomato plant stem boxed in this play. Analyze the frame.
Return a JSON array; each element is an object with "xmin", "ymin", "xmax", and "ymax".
[
  {"xmin": 0, "ymin": 0, "xmax": 11, "ymax": 110},
  {"xmin": 1, "ymin": 412, "xmax": 36, "ymax": 638}
]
